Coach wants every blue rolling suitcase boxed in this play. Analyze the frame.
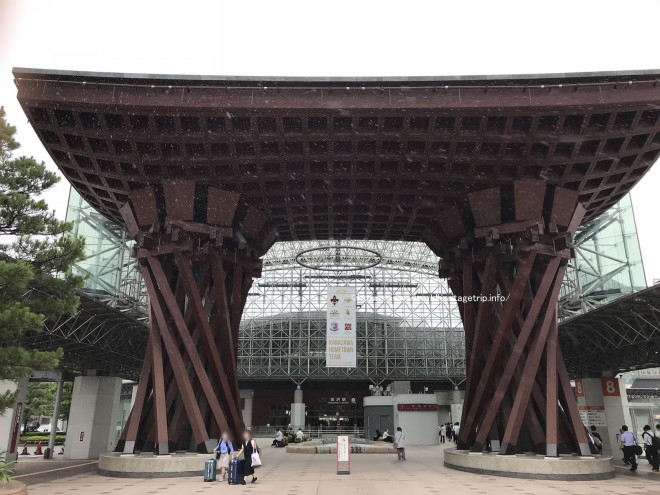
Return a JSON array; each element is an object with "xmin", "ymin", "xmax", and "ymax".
[
  {"xmin": 204, "ymin": 458, "xmax": 217, "ymax": 482},
  {"xmin": 228, "ymin": 458, "xmax": 245, "ymax": 485}
]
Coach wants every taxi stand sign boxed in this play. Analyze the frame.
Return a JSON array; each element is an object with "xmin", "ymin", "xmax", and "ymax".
[{"xmin": 337, "ymin": 435, "xmax": 350, "ymax": 475}]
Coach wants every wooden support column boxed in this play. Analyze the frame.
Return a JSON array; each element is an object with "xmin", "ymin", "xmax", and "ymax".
[
  {"xmin": 116, "ymin": 183, "xmax": 270, "ymax": 454},
  {"xmin": 436, "ymin": 182, "xmax": 589, "ymax": 456},
  {"xmin": 545, "ymin": 311, "xmax": 559, "ymax": 457}
]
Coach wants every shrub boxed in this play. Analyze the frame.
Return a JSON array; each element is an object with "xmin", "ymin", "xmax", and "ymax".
[
  {"xmin": 0, "ymin": 451, "xmax": 15, "ymax": 483},
  {"xmin": 18, "ymin": 434, "xmax": 65, "ymax": 445}
]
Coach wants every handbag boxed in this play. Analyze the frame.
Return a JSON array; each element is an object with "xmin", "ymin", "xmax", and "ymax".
[
  {"xmin": 250, "ymin": 440, "xmax": 262, "ymax": 467},
  {"xmin": 635, "ymin": 444, "xmax": 643, "ymax": 456}
]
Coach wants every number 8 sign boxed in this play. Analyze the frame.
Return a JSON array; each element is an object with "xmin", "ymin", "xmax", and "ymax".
[
  {"xmin": 575, "ymin": 379, "xmax": 584, "ymax": 397},
  {"xmin": 601, "ymin": 378, "xmax": 620, "ymax": 397}
]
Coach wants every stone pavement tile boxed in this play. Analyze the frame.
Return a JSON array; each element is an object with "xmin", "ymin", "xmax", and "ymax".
[{"xmin": 23, "ymin": 444, "xmax": 660, "ymax": 495}]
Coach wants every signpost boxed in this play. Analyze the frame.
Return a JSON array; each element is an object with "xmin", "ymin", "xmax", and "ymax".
[
  {"xmin": 337, "ymin": 435, "xmax": 350, "ymax": 475},
  {"xmin": 9, "ymin": 402, "xmax": 22, "ymax": 453},
  {"xmin": 326, "ymin": 287, "xmax": 357, "ymax": 368},
  {"xmin": 578, "ymin": 405, "xmax": 607, "ymax": 427}
]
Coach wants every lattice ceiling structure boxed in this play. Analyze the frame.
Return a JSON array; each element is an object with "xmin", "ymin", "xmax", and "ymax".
[
  {"xmin": 13, "ymin": 68, "xmax": 660, "ymax": 243},
  {"xmin": 240, "ymin": 240, "xmax": 465, "ymax": 385}
]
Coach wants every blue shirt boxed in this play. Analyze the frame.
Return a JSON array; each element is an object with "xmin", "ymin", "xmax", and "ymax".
[
  {"xmin": 215, "ymin": 439, "xmax": 235, "ymax": 455},
  {"xmin": 621, "ymin": 431, "xmax": 635, "ymax": 447}
]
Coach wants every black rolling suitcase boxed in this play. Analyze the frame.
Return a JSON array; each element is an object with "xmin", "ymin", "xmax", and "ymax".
[
  {"xmin": 228, "ymin": 458, "xmax": 245, "ymax": 485},
  {"xmin": 204, "ymin": 458, "xmax": 217, "ymax": 482}
]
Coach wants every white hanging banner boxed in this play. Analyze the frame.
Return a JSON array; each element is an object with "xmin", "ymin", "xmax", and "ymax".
[{"xmin": 326, "ymin": 287, "xmax": 357, "ymax": 368}]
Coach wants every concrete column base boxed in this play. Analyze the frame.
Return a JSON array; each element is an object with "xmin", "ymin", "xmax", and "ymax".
[
  {"xmin": 65, "ymin": 376, "xmax": 122, "ymax": 459},
  {"xmin": 444, "ymin": 448, "xmax": 614, "ymax": 481},
  {"xmin": 99, "ymin": 452, "xmax": 213, "ymax": 478}
]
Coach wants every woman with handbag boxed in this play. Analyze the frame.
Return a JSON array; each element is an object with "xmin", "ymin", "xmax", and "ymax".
[{"xmin": 235, "ymin": 430, "xmax": 260, "ymax": 484}]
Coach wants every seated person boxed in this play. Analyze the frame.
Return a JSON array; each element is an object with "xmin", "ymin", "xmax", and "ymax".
[
  {"xmin": 382, "ymin": 429, "xmax": 394, "ymax": 443},
  {"xmin": 272, "ymin": 429, "xmax": 283, "ymax": 447},
  {"xmin": 296, "ymin": 428, "xmax": 304, "ymax": 442}
]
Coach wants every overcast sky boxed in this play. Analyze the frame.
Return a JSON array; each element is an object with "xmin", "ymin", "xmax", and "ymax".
[{"xmin": 1, "ymin": 0, "xmax": 659, "ymax": 284}]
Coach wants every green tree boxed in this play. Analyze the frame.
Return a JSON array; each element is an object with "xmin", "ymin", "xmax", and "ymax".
[
  {"xmin": 22, "ymin": 381, "xmax": 72, "ymax": 426},
  {"xmin": 58, "ymin": 382, "xmax": 73, "ymax": 421},
  {"xmin": 0, "ymin": 106, "xmax": 86, "ymax": 414},
  {"xmin": 23, "ymin": 382, "xmax": 56, "ymax": 420}
]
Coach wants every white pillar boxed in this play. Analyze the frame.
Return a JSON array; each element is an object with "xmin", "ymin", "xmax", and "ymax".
[
  {"xmin": 129, "ymin": 384, "xmax": 139, "ymax": 410},
  {"xmin": 450, "ymin": 387, "xmax": 463, "ymax": 426},
  {"xmin": 47, "ymin": 378, "xmax": 64, "ymax": 457},
  {"xmin": 290, "ymin": 386, "xmax": 305, "ymax": 429},
  {"xmin": 575, "ymin": 376, "xmax": 632, "ymax": 456},
  {"xmin": 64, "ymin": 376, "xmax": 122, "ymax": 459},
  {"xmin": 239, "ymin": 389, "xmax": 253, "ymax": 429},
  {"xmin": 0, "ymin": 378, "xmax": 28, "ymax": 462}
]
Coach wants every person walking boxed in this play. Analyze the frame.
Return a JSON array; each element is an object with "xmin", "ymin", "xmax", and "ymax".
[
  {"xmin": 439, "ymin": 424, "xmax": 446, "ymax": 443},
  {"xmin": 453, "ymin": 422, "xmax": 460, "ymax": 444},
  {"xmin": 590, "ymin": 425, "xmax": 603, "ymax": 454},
  {"xmin": 213, "ymin": 432, "xmax": 235, "ymax": 482},
  {"xmin": 643, "ymin": 425, "xmax": 660, "ymax": 473},
  {"xmin": 393, "ymin": 427, "xmax": 406, "ymax": 460},
  {"xmin": 235, "ymin": 430, "xmax": 259, "ymax": 484},
  {"xmin": 621, "ymin": 425, "xmax": 638, "ymax": 472}
]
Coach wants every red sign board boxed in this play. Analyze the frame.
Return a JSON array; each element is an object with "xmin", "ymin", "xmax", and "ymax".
[
  {"xmin": 9, "ymin": 402, "xmax": 22, "ymax": 453},
  {"xmin": 575, "ymin": 379, "xmax": 584, "ymax": 397},
  {"xmin": 601, "ymin": 378, "xmax": 620, "ymax": 397},
  {"xmin": 397, "ymin": 403, "xmax": 437, "ymax": 411}
]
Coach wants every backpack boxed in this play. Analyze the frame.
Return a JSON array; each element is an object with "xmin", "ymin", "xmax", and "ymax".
[{"xmin": 644, "ymin": 431, "xmax": 660, "ymax": 448}]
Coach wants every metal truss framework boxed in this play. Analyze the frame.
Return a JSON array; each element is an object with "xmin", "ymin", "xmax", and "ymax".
[
  {"xmin": 240, "ymin": 240, "xmax": 465, "ymax": 383},
  {"xmin": 559, "ymin": 194, "xmax": 645, "ymax": 320},
  {"xmin": 559, "ymin": 284, "xmax": 660, "ymax": 377},
  {"xmin": 13, "ymin": 291, "xmax": 147, "ymax": 380},
  {"xmin": 67, "ymin": 189, "xmax": 148, "ymax": 322}
]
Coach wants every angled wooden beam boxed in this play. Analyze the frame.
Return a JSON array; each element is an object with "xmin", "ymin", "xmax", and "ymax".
[
  {"xmin": 148, "ymin": 256, "xmax": 231, "ymax": 438},
  {"xmin": 121, "ymin": 337, "xmax": 153, "ymax": 453},
  {"xmin": 499, "ymin": 266, "xmax": 566, "ymax": 454},
  {"xmin": 462, "ymin": 262, "xmax": 475, "ymax": 370},
  {"xmin": 557, "ymin": 345, "xmax": 591, "ymax": 455},
  {"xmin": 139, "ymin": 261, "xmax": 210, "ymax": 447},
  {"xmin": 459, "ymin": 250, "xmax": 537, "ymax": 448},
  {"xmin": 176, "ymin": 252, "xmax": 243, "ymax": 432},
  {"xmin": 149, "ymin": 307, "xmax": 169, "ymax": 455},
  {"xmin": 545, "ymin": 308, "xmax": 559, "ymax": 456},
  {"xmin": 472, "ymin": 261, "xmax": 563, "ymax": 451}
]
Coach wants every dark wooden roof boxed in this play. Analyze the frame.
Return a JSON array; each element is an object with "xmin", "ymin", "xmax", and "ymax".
[{"xmin": 14, "ymin": 68, "xmax": 660, "ymax": 242}]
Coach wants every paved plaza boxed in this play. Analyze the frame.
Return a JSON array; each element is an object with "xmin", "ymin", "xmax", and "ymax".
[{"xmin": 19, "ymin": 443, "xmax": 660, "ymax": 495}]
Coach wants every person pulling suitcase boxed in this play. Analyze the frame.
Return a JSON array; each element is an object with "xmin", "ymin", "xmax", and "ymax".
[
  {"xmin": 214, "ymin": 432, "xmax": 235, "ymax": 482},
  {"xmin": 235, "ymin": 429, "xmax": 260, "ymax": 484}
]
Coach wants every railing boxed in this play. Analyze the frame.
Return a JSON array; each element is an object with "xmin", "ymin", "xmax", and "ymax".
[{"xmin": 250, "ymin": 425, "xmax": 365, "ymax": 439}]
